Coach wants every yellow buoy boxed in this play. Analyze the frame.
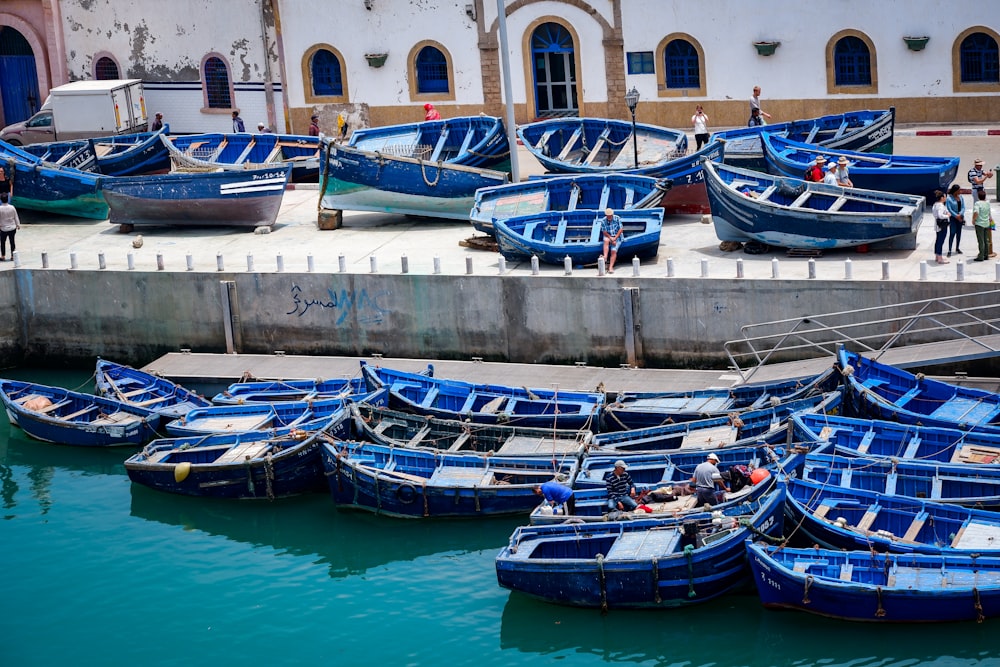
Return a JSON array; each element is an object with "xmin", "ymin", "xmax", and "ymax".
[{"xmin": 174, "ymin": 461, "xmax": 192, "ymax": 483}]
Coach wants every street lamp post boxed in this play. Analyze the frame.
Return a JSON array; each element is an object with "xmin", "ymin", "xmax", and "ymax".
[{"xmin": 624, "ymin": 86, "xmax": 640, "ymax": 169}]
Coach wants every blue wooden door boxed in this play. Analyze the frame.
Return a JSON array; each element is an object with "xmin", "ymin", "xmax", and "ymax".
[{"xmin": 0, "ymin": 55, "xmax": 41, "ymax": 123}]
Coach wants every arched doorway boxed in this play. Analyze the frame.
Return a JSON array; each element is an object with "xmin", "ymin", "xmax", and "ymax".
[
  {"xmin": 0, "ymin": 26, "xmax": 40, "ymax": 125},
  {"xmin": 531, "ymin": 22, "xmax": 577, "ymax": 118}
]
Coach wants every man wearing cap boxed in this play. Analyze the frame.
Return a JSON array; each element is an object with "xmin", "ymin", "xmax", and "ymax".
[
  {"xmin": 150, "ymin": 112, "xmax": 164, "ymax": 132},
  {"xmin": 603, "ymin": 460, "xmax": 637, "ymax": 511},
  {"xmin": 600, "ymin": 208, "xmax": 623, "ymax": 274},
  {"xmin": 257, "ymin": 122, "xmax": 273, "ymax": 134},
  {"xmin": 690, "ymin": 452, "xmax": 730, "ymax": 507},
  {"xmin": 823, "ymin": 161, "xmax": 839, "ymax": 186},
  {"xmin": 804, "ymin": 155, "xmax": 826, "ymax": 182},
  {"xmin": 309, "ymin": 114, "xmax": 320, "ymax": 136},
  {"xmin": 969, "ymin": 158, "xmax": 994, "ymax": 210}
]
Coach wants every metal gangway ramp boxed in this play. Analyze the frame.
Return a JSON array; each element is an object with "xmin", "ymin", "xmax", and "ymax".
[{"xmin": 724, "ymin": 288, "xmax": 1000, "ymax": 383}]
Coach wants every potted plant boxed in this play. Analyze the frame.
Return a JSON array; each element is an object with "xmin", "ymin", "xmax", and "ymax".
[
  {"xmin": 365, "ymin": 53, "xmax": 388, "ymax": 68},
  {"xmin": 903, "ymin": 36, "xmax": 930, "ymax": 51},
  {"xmin": 753, "ymin": 41, "xmax": 780, "ymax": 57}
]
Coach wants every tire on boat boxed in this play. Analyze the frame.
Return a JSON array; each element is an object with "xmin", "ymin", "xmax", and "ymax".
[{"xmin": 396, "ymin": 483, "xmax": 418, "ymax": 504}]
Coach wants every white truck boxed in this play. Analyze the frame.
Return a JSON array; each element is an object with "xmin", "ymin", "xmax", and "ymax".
[{"xmin": 0, "ymin": 79, "xmax": 148, "ymax": 146}]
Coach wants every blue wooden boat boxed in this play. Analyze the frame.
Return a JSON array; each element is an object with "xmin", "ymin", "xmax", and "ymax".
[
  {"xmin": 702, "ymin": 159, "xmax": 925, "ymax": 250},
  {"xmin": 319, "ymin": 138, "xmax": 509, "ymax": 220},
  {"xmin": 838, "ymin": 347, "xmax": 1000, "ymax": 436},
  {"xmin": 0, "ymin": 378, "xmax": 160, "ymax": 447},
  {"xmin": 101, "ymin": 164, "xmax": 291, "ymax": 229},
  {"xmin": 603, "ymin": 367, "xmax": 839, "ymax": 431},
  {"xmin": 211, "ymin": 377, "xmax": 366, "ymax": 404},
  {"xmin": 0, "ymin": 138, "xmax": 107, "ymax": 219},
  {"xmin": 90, "ymin": 127, "xmax": 172, "ymax": 176},
  {"xmin": 95, "ymin": 358, "xmax": 212, "ymax": 419},
  {"xmin": 747, "ymin": 541, "xmax": 1000, "ymax": 623},
  {"xmin": 492, "ymin": 208, "xmax": 664, "ymax": 265},
  {"xmin": 786, "ymin": 476, "xmax": 1000, "ymax": 555},
  {"xmin": 360, "ymin": 361, "xmax": 604, "ymax": 430},
  {"xmin": 803, "ymin": 448, "xmax": 1000, "ymax": 509},
  {"xmin": 594, "ymin": 390, "xmax": 841, "ymax": 452},
  {"xmin": 320, "ymin": 440, "xmax": 580, "ymax": 518},
  {"xmin": 791, "ymin": 412, "xmax": 1000, "ymax": 464},
  {"xmin": 517, "ymin": 118, "xmax": 724, "ymax": 213},
  {"xmin": 124, "ymin": 418, "xmax": 351, "ymax": 499},
  {"xmin": 166, "ymin": 388, "xmax": 385, "ymax": 436},
  {"xmin": 495, "ymin": 484, "xmax": 785, "ymax": 609},
  {"xmin": 469, "ymin": 173, "xmax": 670, "ymax": 236},
  {"xmin": 710, "ymin": 108, "xmax": 895, "ymax": 169},
  {"xmin": 762, "ymin": 134, "xmax": 960, "ymax": 198},
  {"xmin": 20, "ymin": 137, "xmax": 97, "ymax": 171},
  {"xmin": 348, "ymin": 115, "xmax": 511, "ymax": 172},
  {"xmin": 162, "ymin": 132, "xmax": 320, "ymax": 182},
  {"xmin": 351, "ymin": 402, "xmax": 592, "ymax": 456}
]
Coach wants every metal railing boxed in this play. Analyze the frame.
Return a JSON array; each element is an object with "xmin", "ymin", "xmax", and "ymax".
[{"xmin": 724, "ymin": 288, "xmax": 1000, "ymax": 381}]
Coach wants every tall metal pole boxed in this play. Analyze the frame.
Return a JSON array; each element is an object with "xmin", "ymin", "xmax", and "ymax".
[{"xmin": 496, "ymin": 0, "xmax": 521, "ymax": 182}]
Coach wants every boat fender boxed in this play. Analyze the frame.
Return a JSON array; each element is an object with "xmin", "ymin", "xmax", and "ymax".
[
  {"xmin": 174, "ymin": 461, "xmax": 192, "ymax": 483},
  {"xmin": 396, "ymin": 483, "xmax": 418, "ymax": 504}
]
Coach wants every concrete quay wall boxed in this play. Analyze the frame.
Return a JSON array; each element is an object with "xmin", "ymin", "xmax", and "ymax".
[{"xmin": 4, "ymin": 268, "xmax": 994, "ymax": 369}]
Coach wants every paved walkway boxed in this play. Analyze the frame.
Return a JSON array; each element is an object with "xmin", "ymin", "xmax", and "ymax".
[{"xmin": 3, "ymin": 127, "xmax": 998, "ymax": 282}]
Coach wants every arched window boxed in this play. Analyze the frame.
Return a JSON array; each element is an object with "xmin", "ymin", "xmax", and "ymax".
[
  {"xmin": 664, "ymin": 39, "xmax": 699, "ymax": 89},
  {"xmin": 834, "ymin": 36, "xmax": 872, "ymax": 86},
  {"xmin": 311, "ymin": 49, "xmax": 343, "ymax": 96},
  {"xmin": 415, "ymin": 45, "xmax": 449, "ymax": 94},
  {"xmin": 95, "ymin": 56, "xmax": 119, "ymax": 80},
  {"xmin": 960, "ymin": 32, "xmax": 1000, "ymax": 83},
  {"xmin": 203, "ymin": 56, "xmax": 232, "ymax": 109}
]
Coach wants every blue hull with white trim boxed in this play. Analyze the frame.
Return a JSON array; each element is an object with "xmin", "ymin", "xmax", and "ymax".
[{"xmin": 101, "ymin": 164, "xmax": 291, "ymax": 228}]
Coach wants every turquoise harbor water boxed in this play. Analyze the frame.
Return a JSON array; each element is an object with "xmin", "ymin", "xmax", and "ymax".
[{"xmin": 3, "ymin": 370, "xmax": 1000, "ymax": 666}]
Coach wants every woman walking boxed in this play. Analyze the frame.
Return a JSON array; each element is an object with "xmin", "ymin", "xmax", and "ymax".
[
  {"xmin": 0, "ymin": 193, "xmax": 21, "ymax": 261},
  {"xmin": 945, "ymin": 183, "xmax": 966, "ymax": 257},
  {"xmin": 932, "ymin": 189, "xmax": 949, "ymax": 264}
]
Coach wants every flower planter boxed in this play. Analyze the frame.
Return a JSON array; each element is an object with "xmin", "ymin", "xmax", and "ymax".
[
  {"xmin": 903, "ymin": 36, "xmax": 929, "ymax": 51},
  {"xmin": 365, "ymin": 53, "xmax": 388, "ymax": 68},
  {"xmin": 753, "ymin": 42, "xmax": 780, "ymax": 56}
]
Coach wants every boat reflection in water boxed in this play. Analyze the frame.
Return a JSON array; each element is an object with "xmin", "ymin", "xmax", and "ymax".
[{"xmin": 128, "ymin": 485, "xmax": 520, "ymax": 579}]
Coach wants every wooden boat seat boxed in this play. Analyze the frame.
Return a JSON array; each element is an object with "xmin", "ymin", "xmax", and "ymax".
[
  {"xmin": 134, "ymin": 395, "xmax": 171, "ymax": 407},
  {"xmin": 372, "ymin": 419, "xmax": 406, "ymax": 435},
  {"xmin": 757, "ymin": 185, "xmax": 778, "ymax": 201},
  {"xmin": 419, "ymin": 387, "xmax": 439, "ymax": 408},
  {"xmin": 952, "ymin": 444, "xmax": 1000, "ymax": 464},
  {"xmin": 860, "ymin": 378, "xmax": 888, "ymax": 390},
  {"xmin": 828, "ymin": 196, "xmax": 849, "ymax": 212},
  {"xmin": 446, "ymin": 431, "xmax": 472, "ymax": 452},
  {"xmin": 605, "ymin": 528, "xmax": 681, "ymax": 560},
  {"xmin": 555, "ymin": 128, "xmax": 582, "ymax": 162},
  {"xmin": 856, "ymin": 506, "xmax": 880, "ymax": 531},
  {"xmin": 582, "ymin": 129, "xmax": 611, "ymax": 165},
  {"xmin": 894, "ymin": 387, "xmax": 921, "ymax": 408},
  {"xmin": 91, "ymin": 411, "xmax": 141, "ymax": 425},
  {"xmin": 535, "ymin": 129, "xmax": 557, "ymax": 153},
  {"xmin": 856, "ymin": 430, "xmax": 876, "ymax": 454},
  {"xmin": 679, "ymin": 424, "xmax": 738, "ymax": 449},
  {"xmin": 952, "ymin": 520, "xmax": 1000, "ymax": 549},
  {"xmin": 792, "ymin": 559, "xmax": 827, "ymax": 573},
  {"xmin": 789, "ymin": 191, "xmax": 812, "ymax": 208},
  {"xmin": 902, "ymin": 436, "xmax": 922, "ymax": 459},
  {"xmin": 901, "ymin": 512, "xmax": 928, "ymax": 542},
  {"xmin": 930, "ymin": 397, "xmax": 1000, "ymax": 425},
  {"xmin": 405, "ymin": 425, "xmax": 432, "ymax": 448},
  {"xmin": 120, "ymin": 387, "xmax": 151, "ymax": 398},
  {"xmin": 428, "ymin": 466, "xmax": 488, "ymax": 486},
  {"xmin": 36, "ymin": 399, "xmax": 71, "ymax": 414},
  {"xmin": 814, "ymin": 503, "xmax": 833, "ymax": 519},
  {"xmin": 479, "ymin": 396, "xmax": 506, "ymax": 414},
  {"xmin": 13, "ymin": 393, "xmax": 43, "ymax": 405},
  {"xmin": 183, "ymin": 414, "xmax": 271, "ymax": 432},
  {"xmin": 839, "ymin": 563, "xmax": 854, "ymax": 581},
  {"xmin": 63, "ymin": 405, "xmax": 100, "ymax": 421},
  {"xmin": 215, "ymin": 440, "xmax": 273, "ymax": 464}
]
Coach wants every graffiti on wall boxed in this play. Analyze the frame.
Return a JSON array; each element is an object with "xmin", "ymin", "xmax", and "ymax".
[{"xmin": 287, "ymin": 284, "xmax": 389, "ymax": 324}]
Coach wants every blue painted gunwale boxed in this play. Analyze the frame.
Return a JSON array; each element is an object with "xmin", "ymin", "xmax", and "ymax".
[
  {"xmin": 90, "ymin": 127, "xmax": 172, "ymax": 176},
  {"xmin": 95, "ymin": 358, "xmax": 212, "ymax": 420},
  {"xmin": 0, "ymin": 378, "xmax": 160, "ymax": 447},
  {"xmin": 212, "ymin": 377, "xmax": 367, "ymax": 405},
  {"xmin": 492, "ymin": 207, "xmax": 664, "ymax": 265},
  {"xmin": 762, "ymin": 133, "xmax": 960, "ymax": 197},
  {"xmin": 495, "ymin": 484, "xmax": 785, "ymax": 609},
  {"xmin": 320, "ymin": 440, "xmax": 581, "ymax": 518},
  {"xmin": 469, "ymin": 172, "xmax": 669, "ymax": 235},
  {"xmin": 837, "ymin": 347, "xmax": 1000, "ymax": 436},
  {"xmin": 702, "ymin": 159, "xmax": 925, "ymax": 249},
  {"xmin": 747, "ymin": 541, "xmax": 1000, "ymax": 622}
]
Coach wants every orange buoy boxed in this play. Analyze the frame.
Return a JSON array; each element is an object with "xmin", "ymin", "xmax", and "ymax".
[{"xmin": 750, "ymin": 468, "xmax": 770, "ymax": 485}]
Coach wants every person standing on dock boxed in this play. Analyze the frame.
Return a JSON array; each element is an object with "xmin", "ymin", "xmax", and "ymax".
[
  {"xmin": 946, "ymin": 183, "xmax": 966, "ymax": 257},
  {"xmin": 232, "ymin": 110, "xmax": 246, "ymax": 133},
  {"xmin": 603, "ymin": 460, "xmax": 637, "ymax": 512},
  {"xmin": 0, "ymin": 166, "xmax": 10, "ymax": 199},
  {"xmin": 309, "ymin": 114, "xmax": 320, "ymax": 136},
  {"xmin": 973, "ymin": 188, "xmax": 995, "ymax": 262},
  {"xmin": 691, "ymin": 105, "xmax": 710, "ymax": 150},
  {"xmin": 150, "ymin": 112, "xmax": 164, "ymax": 132},
  {"xmin": 932, "ymin": 189, "xmax": 950, "ymax": 265},
  {"xmin": 969, "ymin": 158, "xmax": 994, "ymax": 210},
  {"xmin": 0, "ymin": 193, "xmax": 21, "ymax": 262}
]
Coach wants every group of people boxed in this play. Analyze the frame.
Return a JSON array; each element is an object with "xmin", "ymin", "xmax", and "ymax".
[
  {"xmin": 803, "ymin": 154, "xmax": 853, "ymax": 187},
  {"xmin": 932, "ymin": 159, "xmax": 996, "ymax": 264},
  {"xmin": 687, "ymin": 86, "xmax": 772, "ymax": 147}
]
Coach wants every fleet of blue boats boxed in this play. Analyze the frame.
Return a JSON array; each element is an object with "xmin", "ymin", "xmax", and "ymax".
[{"xmin": 7, "ymin": 346, "xmax": 1000, "ymax": 622}]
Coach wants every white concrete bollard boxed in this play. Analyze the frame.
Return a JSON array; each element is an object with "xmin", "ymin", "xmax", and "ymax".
[
  {"xmin": 433, "ymin": 256, "xmax": 441, "ymax": 274},
  {"xmin": 70, "ymin": 252, "xmax": 78, "ymax": 270},
  {"xmin": 98, "ymin": 251, "xmax": 106, "ymax": 270},
  {"xmin": 597, "ymin": 256, "xmax": 606, "ymax": 276},
  {"xmin": 277, "ymin": 253, "xmax": 285, "ymax": 273},
  {"xmin": 497, "ymin": 255, "xmax": 506, "ymax": 274},
  {"xmin": 369, "ymin": 255, "xmax": 378, "ymax": 273},
  {"xmin": 530, "ymin": 255, "xmax": 540, "ymax": 275},
  {"xmin": 844, "ymin": 258, "xmax": 853, "ymax": 280},
  {"xmin": 338, "ymin": 254, "xmax": 347, "ymax": 272},
  {"xmin": 127, "ymin": 252, "xmax": 134, "ymax": 271},
  {"xmin": 400, "ymin": 254, "xmax": 409, "ymax": 274},
  {"xmin": 307, "ymin": 254, "xmax": 315, "ymax": 273},
  {"xmin": 156, "ymin": 252, "xmax": 164, "ymax": 271},
  {"xmin": 12, "ymin": 250, "xmax": 20, "ymax": 268},
  {"xmin": 807, "ymin": 258, "xmax": 816, "ymax": 279},
  {"xmin": 881, "ymin": 260, "xmax": 890, "ymax": 281},
  {"xmin": 736, "ymin": 258, "xmax": 744, "ymax": 279},
  {"xmin": 919, "ymin": 260, "xmax": 928, "ymax": 281},
  {"xmin": 771, "ymin": 257, "xmax": 779, "ymax": 279},
  {"xmin": 700, "ymin": 258, "xmax": 709, "ymax": 278},
  {"xmin": 631, "ymin": 256, "xmax": 640, "ymax": 276},
  {"xmin": 247, "ymin": 253, "xmax": 255, "ymax": 272},
  {"xmin": 186, "ymin": 253, "xmax": 194, "ymax": 271},
  {"xmin": 216, "ymin": 253, "xmax": 224, "ymax": 272},
  {"xmin": 465, "ymin": 256, "xmax": 474, "ymax": 275},
  {"xmin": 563, "ymin": 255, "xmax": 572, "ymax": 275},
  {"xmin": 41, "ymin": 251, "xmax": 49, "ymax": 269},
  {"xmin": 956, "ymin": 260, "xmax": 965, "ymax": 282},
  {"xmin": 666, "ymin": 257, "xmax": 675, "ymax": 278}
]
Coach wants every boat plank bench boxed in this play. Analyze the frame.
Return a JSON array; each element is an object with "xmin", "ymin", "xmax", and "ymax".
[
  {"xmin": 37, "ymin": 400, "xmax": 71, "ymax": 414},
  {"xmin": 427, "ymin": 466, "xmax": 488, "ymax": 486},
  {"xmin": 496, "ymin": 435, "xmax": 580, "ymax": 456},
  {"xmin": 13, "ymin": 393, "xmax": 43, "ymax": 405},
  {"xmin": 605, "ymin": 528, "xmax": 680, "ymax": 560},
  {"xmin": 62, "ymin": 405, "xmax": 100, "ymax": 421},
  {"xmin": 952, "ymin": 445, "xmax": 1000, "ymax": 464},
  {"xmin": 185, "ymin": 415, "xmax": 271, "ymax": 432},
  {"xmin": 952, "ymin": 520, "xmax": 1000, "ymax": 549},
  {"xmin": 91, "ymin": 411, "xmax": 141, "ymax": 425},
  {"xmin": 215, "ymin": 441, "xmax": 273, "ymax": 464}
]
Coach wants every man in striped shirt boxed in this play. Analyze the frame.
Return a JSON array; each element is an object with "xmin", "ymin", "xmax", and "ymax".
[{"xmin": 604, "ymin": 459, "xmax": 638, "ymax": 511}]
